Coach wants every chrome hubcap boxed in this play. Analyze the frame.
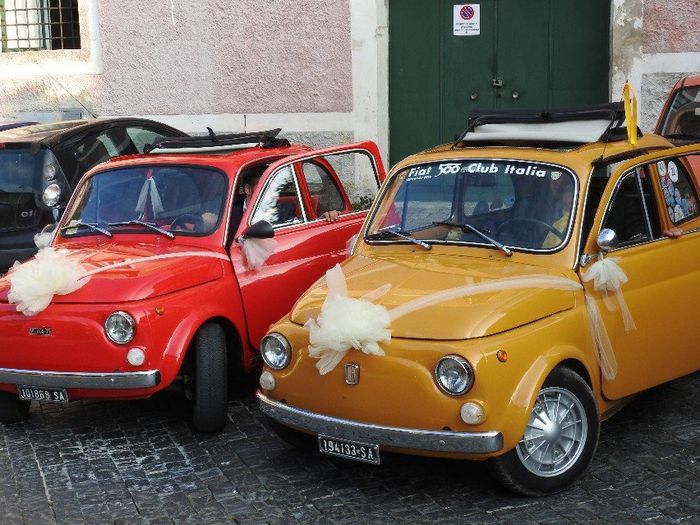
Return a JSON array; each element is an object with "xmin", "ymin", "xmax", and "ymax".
[{"xmin": 516, "ymin": 386, "xmax": 587, "ymax": 477}]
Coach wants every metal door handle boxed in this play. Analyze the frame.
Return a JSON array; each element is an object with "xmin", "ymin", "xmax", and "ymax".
[
  {"xmin": 470, "ymin": 92, "xmax": 478, "ymax": 100},
  {"xmin": 512, "ymin": 91, "xmax": 520, "ymax": 99}
]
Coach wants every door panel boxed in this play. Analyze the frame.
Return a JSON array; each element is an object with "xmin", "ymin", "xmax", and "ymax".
[
  {"xmin": 231, "ymin": 142, "xmax": 386, "ymax": 349},
  {"xmin": 389, "ymin": 0, "xmax": 611, "ymax": 165},
  {"xmin": 496, "ymin": 1, "xmax": 550, "ymax": 109},
  {"xmin": 440, "ymin": 0, "xmax": 496, "ymax": 141},
  {"xmin": 579, "ymin": 145, "xmax": 700, "ymax": 399}
]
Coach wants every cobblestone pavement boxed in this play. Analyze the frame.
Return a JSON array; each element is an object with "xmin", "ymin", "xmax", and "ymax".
[{"xmin": 0, "ymin": 373, "xmax": 697, "ymax": 525}]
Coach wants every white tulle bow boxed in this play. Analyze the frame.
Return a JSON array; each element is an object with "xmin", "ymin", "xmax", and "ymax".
[
  {"xmin": 238, "ymin": 237, "xmax": 277, "ymax": 270},
  {"xmin": 305, "ymin": 264, "xmax": 392, "ymax": 375},
  {"xmin": 7, "ymin": 248, "xmax": 88, "ymax": 316},
  {"xmin": 581, "ymin": 256, "xmax": 636, "ymax": 332}
]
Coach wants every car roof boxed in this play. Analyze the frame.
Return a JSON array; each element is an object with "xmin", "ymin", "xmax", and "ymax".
[
  {"xmin": 395, "ymin": 133, "xmax": 674, "ymax": 182},
  {"xmin": 90, "ymin": 141, "xmax": 314, "ymax": 177},
  {"xmin": 675, "ymin": 75, "xmax": 700, "ymax": 88},
  {"xmin": 0, "ymin": 118, "xmax": 186, "ymax": 146}
]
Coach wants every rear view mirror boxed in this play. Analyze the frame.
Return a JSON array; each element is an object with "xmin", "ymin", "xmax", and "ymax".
[
  {"xmin": 242, "ymin": 220, "xmax": 274, "ymax": 239},
  {"xmin": 597, "ymin": 228, "xmax": 618, "ymax": 252}
]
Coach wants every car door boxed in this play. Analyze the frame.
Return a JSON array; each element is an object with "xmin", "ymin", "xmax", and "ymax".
[
  {"xmin": 229, "ymin": 141, "xmax": 386, "ymax": 349},
  {"xmin": 579, "ymin": 144, "xmax": 700, "ymax": 399}
]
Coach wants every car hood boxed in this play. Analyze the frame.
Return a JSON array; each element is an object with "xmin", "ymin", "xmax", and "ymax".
[
  {"xmin": 0, "ymin": 243, "xmax": 225, "ymax": 304},
  {"xmin": 290, "ymin": 254, "xmax": 580, "ymax": 340}
]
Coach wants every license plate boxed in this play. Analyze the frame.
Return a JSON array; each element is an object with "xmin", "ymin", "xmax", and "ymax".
[
  {"xmin": 318, "ymin": 435, "xmax": 380, "ymax": 465},
  {"xmin": 17, "ymin": 386, "xmax": 69, "ymax": 403}
]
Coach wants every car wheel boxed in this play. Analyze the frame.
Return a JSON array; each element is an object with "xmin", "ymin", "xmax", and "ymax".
[
  {"xmin": 488, "ymin": 367, "xmax": 599, "ymax": 496},
  {"xmin": 191, "ymin": 323, "xmax": 228, "ymax": 433},
  {"xmin": 263, "ymin": 415, "xmax": 316, "ymax": 450},
  {"xmin": 0, "ymin": 391, "xmax": 31, "ymax": 423}
]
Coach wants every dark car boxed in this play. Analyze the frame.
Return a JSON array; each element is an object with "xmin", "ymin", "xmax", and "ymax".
[{"xmin": 0, "ymin": 118, "xmax": 187, "ymax": 272}]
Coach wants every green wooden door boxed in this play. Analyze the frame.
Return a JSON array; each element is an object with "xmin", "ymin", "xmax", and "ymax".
[{"xmin": 389, "ymin": 1, "xmax": 611, "ymax": 165}]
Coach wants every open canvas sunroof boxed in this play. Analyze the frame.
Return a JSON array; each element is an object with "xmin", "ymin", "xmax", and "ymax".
[
  {"xmin": 145, "ymin": 128, "xmax": 287, "ymax": 154},
  {"xmin": 456, "ymin": 102, "xmax": 638, "ymax": 147}
]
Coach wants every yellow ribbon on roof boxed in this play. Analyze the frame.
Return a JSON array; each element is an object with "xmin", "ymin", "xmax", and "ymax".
[{"xmin": 623, "ymin": 82, "xmax": 638, "ymax": 146}]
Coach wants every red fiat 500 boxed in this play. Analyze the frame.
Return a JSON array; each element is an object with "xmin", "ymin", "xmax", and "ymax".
[{"xmin": 0, "ymin": 130, "xmax": 385, "ymax": 432}]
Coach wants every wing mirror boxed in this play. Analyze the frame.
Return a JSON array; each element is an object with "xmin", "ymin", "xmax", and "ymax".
[
  {"xmin": 242, "ymin": 220, "xmax": 274, "ymax": 239},
  {"xmin": 597, "ymin": 228, "xmax": 618, "ymax": 252}
]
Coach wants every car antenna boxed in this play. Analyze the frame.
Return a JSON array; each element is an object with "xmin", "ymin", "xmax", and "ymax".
[{"xmin": 32, "ymin": 59, "xmax": 98, "ymax": 119}]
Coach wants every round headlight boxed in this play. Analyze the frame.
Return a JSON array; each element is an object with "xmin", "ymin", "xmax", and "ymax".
[
  {"xmin": 43, "ymin": 162, "xmax": 57, "ymax": 182},
  {"xmin": 261, "ymin": 333, "xmax": 291, "ymax": 370},
  {"xmin": 104, "ymin": 311, "xmax": 136, "ymax": 345},
  {"xmin": 435, "ymin": 355, "xmax": 474, "ymax": 395},
  {"xmin": 42, "ymin": 183, "xmax": 62, "ymax": 207}
]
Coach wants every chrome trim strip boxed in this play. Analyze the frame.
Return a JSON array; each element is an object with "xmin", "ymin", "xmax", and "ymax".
[
  {"xmin": 0, "ymin": 368, "xmax": 160, "ymax": 389},
  {"xmin": 258, "ymin": 391, "xmax": 503, "ymax": 454}
]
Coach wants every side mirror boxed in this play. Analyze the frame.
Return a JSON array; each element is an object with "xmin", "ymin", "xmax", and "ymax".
[
  {"xmin": 242, "ymin": 220, "xmax": 274, "ymax": 239},
  {"xmin": 597, "ymin": 228, "xmax": 618, "ymax": 252}
]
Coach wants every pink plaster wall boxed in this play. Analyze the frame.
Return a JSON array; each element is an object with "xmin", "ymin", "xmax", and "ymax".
[
  {"xmin": 642, "ymin": 0, "xmax": 700, "ymax": 53},
  {"xmin": 93, "ymin": 0, "xmax": 352, "ymax": 115}
]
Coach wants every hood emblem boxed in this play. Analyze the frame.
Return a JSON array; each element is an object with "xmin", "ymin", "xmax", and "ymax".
[
  {"xmin": 29, "ymin": 327, "xmax": 52, "ymax": 336},
  {"xmin": 344, "ymin": 363, "xmax": 360, "ymax": 385}
]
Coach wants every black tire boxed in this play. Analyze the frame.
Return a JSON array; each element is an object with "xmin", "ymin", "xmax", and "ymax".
[
  {"xmin": 263, "ymin": 416, "xmax": 316, "ymax": 450},
  {"xmin": 0, "ymin": 391, "xmax": 30, "ymax": 424},
  {"xmin": 488, "ymin": 367, "xmax": 599, "ymax": 496},
  {"xmin": 191, "ymin": 323, "xmax": 228, "ymax": 433}
]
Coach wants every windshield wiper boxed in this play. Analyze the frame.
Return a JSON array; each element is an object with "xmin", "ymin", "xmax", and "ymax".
[
  {"xmin": 432, "ymin": 221, "xmax": 512, "ymax": 257},
  {"xmin": 59, "ymin": 221, "xmax": 112, "ymax": 238},
  {"xmin": 364, "ymin": 226, "xmax": 432, "ymax": 250},
  {"xmin": 108, "ymin": 220, "xmax": 174, "ymax": 239},
  {"xmin": 662, "ymin": 133, "xmax": 700, "ymax": 141}
]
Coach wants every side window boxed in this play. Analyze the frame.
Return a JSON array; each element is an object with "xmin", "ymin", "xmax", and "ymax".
[
  {"xmin": 300, "ymin": 161, "xmax": 346, "ymax": 218},
  {"xmin": 73, "ymin": 135, "xmax": 113, "ymax": 170},
  {"xmin": 656, "ymin": 157, "xmax": 699, "ymax": 226},
  {"xmin": 602, "ymin": 171, "xmax": 655, "ymax": 247},
  {"xmin": 251, "ymin": 166, "xmax": 303, "ymax": 227},
  {"xmin": 127, "ymin": 127, "xmax": 173, "ymax": 153},
  {"xmin": 311, "ymin": 151, "xmax": 380, "ymax": 211}
]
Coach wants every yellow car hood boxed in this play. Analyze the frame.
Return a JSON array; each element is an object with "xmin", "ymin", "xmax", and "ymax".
[{"xmin": 290, "ymin": 254, "xmax": 579, "ymax": 340}]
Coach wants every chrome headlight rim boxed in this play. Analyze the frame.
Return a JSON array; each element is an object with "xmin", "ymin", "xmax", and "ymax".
[
  {"xmin": 104, "ymin": 311, "xmax": 136, "ymax": 345},
  {"xmin": 261, "ymin": 332, "xmax": 291, "ymax": 370},
  {"xmin": 434, "ymin": 354, "xmax": 474, "ymax": 396}
]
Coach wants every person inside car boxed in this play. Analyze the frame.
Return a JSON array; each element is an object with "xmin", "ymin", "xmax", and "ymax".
[{"xmin": 230, "ymin": 165, "xmax": 340, "ymax": 234}]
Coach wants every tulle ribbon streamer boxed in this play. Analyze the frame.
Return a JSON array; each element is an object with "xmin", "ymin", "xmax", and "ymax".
[{"xmin": 306, "ymin": 261, "xmax": 632, "ymax": 380}]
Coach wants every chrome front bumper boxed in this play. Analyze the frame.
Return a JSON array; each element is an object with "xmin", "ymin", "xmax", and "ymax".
[
  {"xmin": 258, "ymin": 391, "xmax": 504, "ymax": 454},
  {"xmin": 0, "ymin": 368, "xmax": 161, "ymax": 389}
]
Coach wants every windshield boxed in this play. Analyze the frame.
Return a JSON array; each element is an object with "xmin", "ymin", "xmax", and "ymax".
[
  {"xmin": 366, "ymin": 160, "xmax": 577, "ymax": 251},
  {"xmin": 0, "ymin": 147, "xmax": 43, "ymax": 232},
  {"xmin": 62, "ymin": 165, "xmax": 228, "ymax": 237},
  {"xmin": 659, "ymin": 85, "xmax": 700, "ymax": 142}
]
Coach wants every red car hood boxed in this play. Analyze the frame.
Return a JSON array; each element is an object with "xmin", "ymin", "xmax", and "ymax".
[{"xmin": 0, "ymin": 243, "xmax": 225, "ymax": 304}]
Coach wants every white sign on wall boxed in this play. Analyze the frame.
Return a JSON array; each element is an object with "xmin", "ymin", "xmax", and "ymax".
[{"xmin": 453, "ymin": 4, "xmax": 480, "ymax": 36}]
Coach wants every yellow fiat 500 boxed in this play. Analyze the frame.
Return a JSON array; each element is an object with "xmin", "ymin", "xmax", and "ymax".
[{"xmin": 257, "ymin": 103, "xmax": 700, "ymax": 495}]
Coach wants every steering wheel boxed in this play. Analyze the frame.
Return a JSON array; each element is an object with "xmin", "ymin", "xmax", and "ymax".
[
  {"xmin": 495, "ymin": 218, "xmax": 565, "ymax": 243},
  {"xmin": 169, "ymin": 213, "xmax": 204, "ymax": 232}
]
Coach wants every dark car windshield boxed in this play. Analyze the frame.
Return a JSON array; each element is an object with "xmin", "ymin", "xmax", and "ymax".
[
  {"xmin": 659, "ymin": 85, "xmax": 700, "ymax": 142},
  {"xmin": 366, "ymin": 160, "xmax": 577, "ymax": 252},
  {"xmin": 0, "ymin": 147, "xmax": 43, "ymax": 232},
  {"xmin": 62, "ymin": 166, "xmax": 228, "ymax": 236}
]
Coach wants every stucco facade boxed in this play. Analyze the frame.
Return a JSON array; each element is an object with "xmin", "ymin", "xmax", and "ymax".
[{"xmin": 0, "ymin": 1, "xmax": 697, "ymax": 162}]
